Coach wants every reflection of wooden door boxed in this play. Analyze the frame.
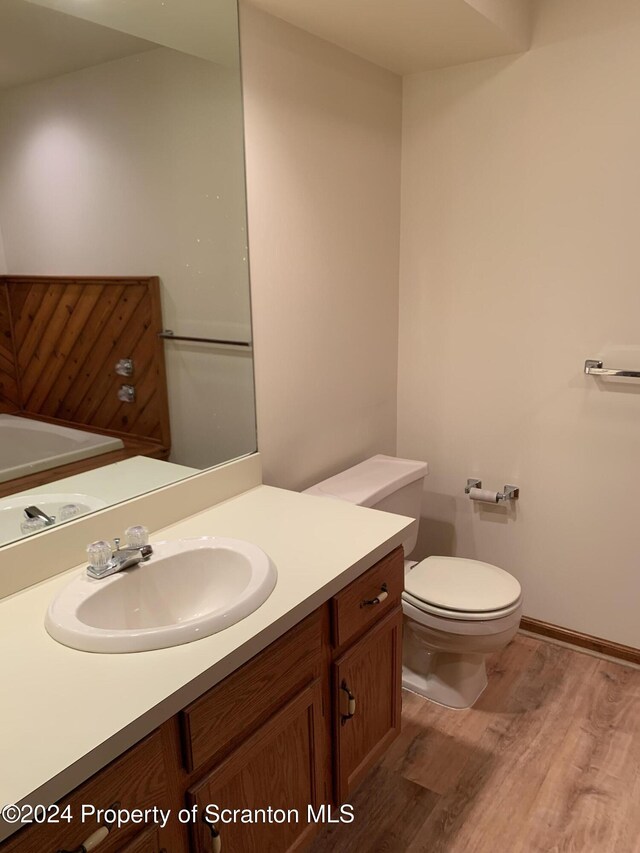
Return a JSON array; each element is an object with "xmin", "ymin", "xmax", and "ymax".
[
  {"xmin": 333, "ymin": 608, "xmax": 403, "ymax": 802},
  {"xmin": 0, "ymin": 282, "xmax": 19, "ymax": 413},
  {"xmin": 188, "ymin": 681, "xmax": 326, "ymax": 853}
]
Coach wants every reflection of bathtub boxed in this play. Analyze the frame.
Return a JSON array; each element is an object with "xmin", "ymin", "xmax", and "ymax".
[{"xmin": 0, "ymin": 415, "xmax": 124, "ymax": 484}]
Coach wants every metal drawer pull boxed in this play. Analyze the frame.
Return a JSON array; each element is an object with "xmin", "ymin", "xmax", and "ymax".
[
  {"xmin": 56, "ymin": 825, "xmax": 110, "ymax": 853},
  {"xmin": 203, "ymin": 815, "xmax": 222, "ymax": 853},
  {"xmin": 361, "ymin": 584, "xmax": 388, "ymax": 608},
  {"xmin": 340, "ymin": 681, "xmax": 356, "ymax": 725}
]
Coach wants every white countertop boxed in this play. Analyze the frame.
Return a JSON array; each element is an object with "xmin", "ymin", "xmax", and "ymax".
[
  {"xmin": 1, "ymin": 457, "xmax": 200, "ymax": 549},
  {"xmin": 8, "ymin": 455, "xmax": 199, "ymax": 505},
  {"xmin": 0, "ymin": 484, "xmax": 411, "ymax": 841}
]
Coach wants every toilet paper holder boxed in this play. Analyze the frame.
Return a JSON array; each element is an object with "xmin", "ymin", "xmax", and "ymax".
[{"xmin": 465, "ymin": 479, "xmax": 519, "ymax": 502}]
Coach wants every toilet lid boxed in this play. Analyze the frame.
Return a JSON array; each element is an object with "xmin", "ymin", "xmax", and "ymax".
[{"xmin": 405, "ymin": 556, "xmax": 521, "ymax": 613}]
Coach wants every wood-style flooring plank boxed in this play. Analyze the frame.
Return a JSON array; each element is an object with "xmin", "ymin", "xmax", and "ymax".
[
  {"xmin": 516, "ymin": 659, "xmax": 640, "ymax": 853},
  {"xmin": 308, "ymin": 764, "xmax": 439, "ymax": 853},
  {"xmin": 309, "ymin": 636, "xmax": 640, "ymax": 853},
  {"xmin": 613, "ymin": 743, "xmax": 640, "ymax": 853},
  {"xmin": 412, "ymin": 645, "xmax": 599, "ymax": 853},
  {"xmin": 385, "ymin": 636, "xmax": 541, "ymax": 797}
]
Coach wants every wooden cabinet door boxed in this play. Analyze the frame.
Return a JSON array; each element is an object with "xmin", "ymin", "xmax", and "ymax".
[
  {"xmin": 119, "ymin": 828, "xmax": 165, "ymax": 853},
  {"xmin": 0, "ymin": 729, "xmax": 176, "ymax": 853},
  {"xmin": 188, "ymin": 681, "xmax": 326, "ymax": 853},
  {"xmin": 333, "ymin": 607, "xmax": 403, "ymax": 801}
]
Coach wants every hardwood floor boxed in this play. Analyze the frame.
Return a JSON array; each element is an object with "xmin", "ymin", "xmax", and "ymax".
[{"xmin": 310, "ymin": 635, "xmax": 640, "ymax": 853}]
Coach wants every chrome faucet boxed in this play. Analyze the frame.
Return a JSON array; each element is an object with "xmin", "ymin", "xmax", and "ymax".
[
  {"xmin": 23, "ymin": 505, "xmax": 56, "ymax": 526},
  {"xmin": 86, "ymin": 527, "xmax": 153, "ymax": 579}
]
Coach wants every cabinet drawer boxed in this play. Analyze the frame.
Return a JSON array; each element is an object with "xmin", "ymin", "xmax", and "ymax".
[
  {"xmin": 0, "ymin": 729, "xmax": 171, "ymax": 853},
  {"xmin": 182, "ymin": 608, "xmax": 324, "ymax": 772},
  {"xmin": 331, "ymin": 547, "xmax": 403, "ymax": 649}
]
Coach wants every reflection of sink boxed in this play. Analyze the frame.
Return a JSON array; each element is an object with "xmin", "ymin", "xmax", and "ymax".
[
  {"xmin": 0, "ymin": 493, "xmax": 107, "ymax": 541},
  {"xmin": 45, "ymin": 537, "xmax": 278, "ymax": 653}
]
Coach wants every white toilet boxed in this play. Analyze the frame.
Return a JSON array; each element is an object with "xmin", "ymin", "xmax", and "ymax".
[{"xmin": 304, "ymin": 454, "xmax": 523, "ymax": 709}]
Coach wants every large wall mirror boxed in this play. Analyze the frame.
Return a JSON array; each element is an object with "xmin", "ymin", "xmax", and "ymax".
[{"xmin": 0, "ymin": 0, "xmax": 256, "ymax": 547}]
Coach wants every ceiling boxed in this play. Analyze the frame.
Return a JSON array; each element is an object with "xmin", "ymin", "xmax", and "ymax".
[
  {"xmin": 0, "ymin": 0, "xmax": 532, "ymax": 91},
  {"xmin": 246, "ymin": 0, "xmax": 533, "ymax": 75},
  {"xmin": 23, "ymin": 0, "xmax": 241, "ymax": 68},
  {"xmin": 0, "ymin": 0, "xmax": 156, "ymax": 91}
]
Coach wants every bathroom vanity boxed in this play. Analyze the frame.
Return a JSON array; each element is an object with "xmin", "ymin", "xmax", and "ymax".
[{"xmin": 0, "ymin": 481, "xmax": 411, "ymax": 853}]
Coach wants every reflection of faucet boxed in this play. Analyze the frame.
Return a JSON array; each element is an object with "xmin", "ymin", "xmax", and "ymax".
[
  {"xmin": 24, "ymin": 505, "xmax": 56, "ymax": 526},
  {"xmin": 86, "ymin": 528, "xmax": 152, "ymax": 579}
]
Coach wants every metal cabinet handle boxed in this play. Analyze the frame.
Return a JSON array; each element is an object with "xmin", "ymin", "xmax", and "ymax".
[
  {"xmin": 203, "ymin": 815, "xmax": 222, "ymax": 853},
  {"xmin": 360, "ymin": 583, "xmax": 388, "ymax": 608},
  {"xmin": 340, "ymin": 681, "xmax": 356, "ymax": 725}
]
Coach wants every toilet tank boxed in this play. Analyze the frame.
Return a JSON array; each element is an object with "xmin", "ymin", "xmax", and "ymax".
[{"xmin": 303, "ymin": 455, "xmax": 428, "ymax": 557}]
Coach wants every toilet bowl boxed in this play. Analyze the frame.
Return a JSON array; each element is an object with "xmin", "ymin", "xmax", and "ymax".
[
  {"xmin": 304, "ymin": 455, "xmax": 523, "ymax": 709},
  {"xmin": 402, "ymin": 557, "xmax": 522, "ymax": 708}
]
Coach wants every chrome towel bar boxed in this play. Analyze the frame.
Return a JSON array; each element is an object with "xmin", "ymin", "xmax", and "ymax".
[
  {"xmin": 584, "ymin": 359, "xmax": 640, "ymax": 379},
  {"xmin": 158, "ymin": 329, "xmax": 252, "ymax": 350}
]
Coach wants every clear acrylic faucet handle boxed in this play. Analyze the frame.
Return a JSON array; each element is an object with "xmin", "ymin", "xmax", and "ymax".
[
  {"xmin": 21, "ymin": 517, "xmax": 47, "ymax": 536},
  {"xmin": 87, "ymin": 540, "xmax": 112, "ymax": 571},
  {"xmin": 125, "ymin": 525, "xmax": 149, "ymax": 548},
  {"xmin": 59, "ymin": 503, "xmax": 82, "ymax": 522}
]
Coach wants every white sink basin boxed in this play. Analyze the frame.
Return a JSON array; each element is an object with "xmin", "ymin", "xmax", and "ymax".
[
  {"xmin": 0, "ymin": 493, "xmax": 107, "ymax": 541},
  {"xmin": 45, "ymin": 537, "xmax": 278, "ymax": 653}
]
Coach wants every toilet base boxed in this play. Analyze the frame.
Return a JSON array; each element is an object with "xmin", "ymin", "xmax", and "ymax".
[{"xmin": 402, "ymin": 651, "xmax": 488, "ymax": 710}]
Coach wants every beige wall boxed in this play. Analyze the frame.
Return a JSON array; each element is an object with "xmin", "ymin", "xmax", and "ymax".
[
  {"xmin": 0, "ymin": 225, "xmax": 6, "ymax": 273},
  {"xmin": 398, "ymin": 0, "xmax": 640, "ymax": 647},
  {"xmin": 241, "ymin": 5, "xmax": 402, "ymax": 490}
]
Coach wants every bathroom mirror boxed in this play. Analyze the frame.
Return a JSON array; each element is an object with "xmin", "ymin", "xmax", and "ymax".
[{"xmin": 0, "ymin": 0, "xmax": 256, "ymax": 547}]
